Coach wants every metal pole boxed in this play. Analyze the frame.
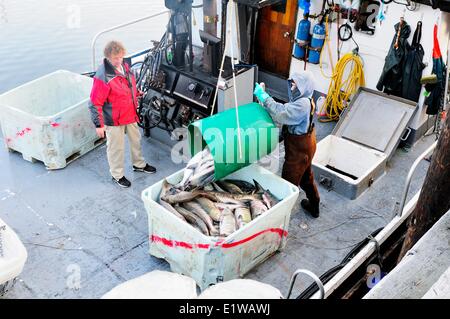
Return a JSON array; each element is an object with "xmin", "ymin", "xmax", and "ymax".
[
  {"xmin": 189, "ymin": 11, "xmax": 194, "ymax": 72},
  {"xmin": 220, "ymin": 0, "xmax": 229, "ymax": 59},
  {"xmin": 203, "ymin": 0, "xmax": 218, "ymax": 72},
  {"xmin": 397, "ymin": 141, "xmax": 437, "ymax": 217},
  {"xmin": 91, "ymin": 10, "xmax": 170, "ymax": 70},
  {"xmin": 228, "ymin": 1, "xmax": 243, "ymax": 160}
]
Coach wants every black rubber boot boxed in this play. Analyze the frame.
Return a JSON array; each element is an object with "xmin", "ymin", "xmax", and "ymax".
[{"xmin": 301, "ymin": 199, "xmax": 320, "ymax": 218}]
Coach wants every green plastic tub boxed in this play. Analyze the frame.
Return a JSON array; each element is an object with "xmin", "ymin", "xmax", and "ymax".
[{"xmin": 188, "ymin": 102, "xmax": 278, "ymax": 180}]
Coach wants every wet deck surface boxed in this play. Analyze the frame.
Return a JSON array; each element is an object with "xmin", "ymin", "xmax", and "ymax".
[{"xmin": 0, "ymin": 118, "xmax": 434, "ymax": 298}]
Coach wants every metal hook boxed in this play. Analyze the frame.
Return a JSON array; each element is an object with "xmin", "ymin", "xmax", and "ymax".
[
  {"xmin": 286, "ymin": 269, "xmax": 325, "ymax": 299},
  {"xmin": 401, "ymin": 7, "xmax": 406, "ymax": 19}
]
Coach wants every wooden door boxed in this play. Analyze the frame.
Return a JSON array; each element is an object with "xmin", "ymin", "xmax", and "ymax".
[{"xmin": 254, "ymin": 0, "xmax": 298, "ymax": 78}]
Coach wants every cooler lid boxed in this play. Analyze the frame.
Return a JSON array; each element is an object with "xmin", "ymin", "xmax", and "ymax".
[{"xmin": 332, "ymin": 87, "xmax": 417, "ymax": 161}]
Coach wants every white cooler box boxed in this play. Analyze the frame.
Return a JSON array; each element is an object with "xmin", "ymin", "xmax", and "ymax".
[
  {"xmin": 0, "ymin": 218, "xmax": 27, "ymax": 297},
  {"xmin": 141, "ymin": 164, "xmax": 299, "ymax": 290},
  {"xmin": 0, "ymin": 70, "xmax": 104, "ymax": 169},
  {"xmin": 312, "ymin": 88, "xmax": 417, "ymax": 199}
]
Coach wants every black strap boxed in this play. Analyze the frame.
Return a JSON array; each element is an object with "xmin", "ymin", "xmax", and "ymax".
[
  {"xmin": 308, "ymin": 98, "xmax": 315, "ymax": 133},
  {"xmin": 124, "ymin": 63, "xmax": 142, "ymax": 124},
  {"xmin": 124, "ymin": 64, "xmax": 137, "ymax": 108},
  {"xmin": 283, "ymin": 98, "xmax": 315, "ymax": 136},
  {"xmin": 412, "ymin": 21, "xmax": 422, "ymax": 47}
]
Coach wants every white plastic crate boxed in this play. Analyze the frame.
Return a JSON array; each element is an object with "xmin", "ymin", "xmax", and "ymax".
[
  {"xmin": 0, "ymin": 70, "xmax": 104, "ymax": 169},
  {"xmin": 141, "ymin": 164, "xmax": 299, "ymax": 290},
  {"xmin": 0, "ymin": 218, "xmax": 27, "ymax": 296}
]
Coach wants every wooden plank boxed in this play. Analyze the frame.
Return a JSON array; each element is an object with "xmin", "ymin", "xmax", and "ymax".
[{"xmin": 422, "ymin": 267, "xmax": 450, "ymax": 299}]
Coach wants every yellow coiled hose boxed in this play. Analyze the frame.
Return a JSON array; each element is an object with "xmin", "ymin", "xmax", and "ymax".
[{"xmin": 319, "ymin": 52, "xmax": 365, "ymax": 122}]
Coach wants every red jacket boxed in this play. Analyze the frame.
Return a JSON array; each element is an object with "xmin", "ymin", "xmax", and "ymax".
[{"xmin": 89, "ymin": 58, "xmax": 139, "ymax": 128}]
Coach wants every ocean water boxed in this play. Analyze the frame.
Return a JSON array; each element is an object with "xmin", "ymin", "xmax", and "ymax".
[{"xmin": 0, "ymin": 0, "xmax": 168, "ymax": 93}]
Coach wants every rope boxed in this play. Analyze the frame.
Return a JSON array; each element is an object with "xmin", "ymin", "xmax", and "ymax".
[
  {"xmin": 319, "ymin": 14, "xmax": 334, "ymax": 79},
  {"xmin": 209, "ymin": 2, "xmax": 243, "ymax": 159},
  {"xmin": 228, "ymin": 3, "xmax": 243, "ymax": 160},
  {"xmin": 319, "ymin": 51, "xmax": 365, "ymax": 122},
  {"xmin": 210, "ymin": 46, "xmax": 227, "ymax": 116}
]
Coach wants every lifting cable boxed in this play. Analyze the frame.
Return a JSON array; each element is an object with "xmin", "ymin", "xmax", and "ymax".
[{"xmin": 210, "ymin": 2, "xmax": 243, "ymax": 159}]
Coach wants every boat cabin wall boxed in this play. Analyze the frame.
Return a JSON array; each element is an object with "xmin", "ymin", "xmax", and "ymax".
[{"xmin": 290, "ymin": 2, "xmax": 450, "ymax": 141}]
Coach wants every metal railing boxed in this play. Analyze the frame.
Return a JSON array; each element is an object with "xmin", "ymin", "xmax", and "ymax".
[
  {"xmin": 286, "ymin": 269, "xmax": 324, "ymax": 299},
  {"xmin": 91, "ymin": 10, "xmax": 170, "ymax": 70},
  {"xmin": 397, "ymin": 141, "xmax": 438, "ymax": 217}
]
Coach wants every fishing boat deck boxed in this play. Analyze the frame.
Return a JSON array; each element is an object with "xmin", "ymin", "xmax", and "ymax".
[{"xmin": 0, "ymin": 117, "xmax": 434, "ymax": 298}]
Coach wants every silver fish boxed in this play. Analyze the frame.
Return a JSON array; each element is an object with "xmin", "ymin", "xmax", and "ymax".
[
  {"xmin": 160, "ymin": 179, "xmax": 175, "ymax": 201},
  {"xmin": 253, "ymin": 179, "xmax": 265, "ymax": 194},
  {"xmin": 188, "ymin": 165, "xmax": 215, "ymax": 187},
  {"xmin": 262, "ymin": 192, "xmax": 280, "ymax": 209},
  {"xmin": 186, "ymin": 147, "xmax": 210, "ymax": 170},
  {"xmin": 216, "ymin": 181, "xmax": 244, "ymax": 194},
  {"xmin": 214, "ymin": 202, "xmax": 247, "ymax": 211},
  {"xmin": 198, "ymin": 191, "xmax": 246, "ymax": 205},
  {"xmin": 176, "ymin": 167, "xmax": 195, "ymax": 189},
  {"xmin": 160, "ymin": 199, "xmax": 186, "ymax": 222},
  {"xmin": 220, "ymin": 208, "xmax": 237, "ymax": 237},
  {"xmin": 224, "ymin": 179, "xmax": 256, "ymax": 194},
  {"xmin": 193, "ymin": 224, "xmax": 207, "ymax": 235},
  {"xmin": 253, "ymin": 179, "xmax": 279, "ymax": 208},
  {"xmin": 262, "ymin": 193, "xmax": 272, "ymax": 210},
  {"xmin": 194, "ymin": 158, "xmax": 214, "ymax": 175},
  {"xmin": 161, "ymin": 190, "xmax": 201, "ymax": 204},
  {"xmin": 181, "ymin": 147, "xmax": 215, "ymax": 189},
  {"xmin": 234, "ymin": 206, "xmax": 252, "ymax": 229},
  {"xmin": 212, "ymin": 182, "xmax": 227, "ymax": 192},
  {"xmin": 182, "ymin": 201, "xmax": 218, "ymax": 236},
  {"xmin": 210, "ymin": 191, "xmax": 260, "ymax": 202},
  {"xmin": 203, "ymin": 184, "xmax": 214, "ymax": 192},
  {"xmin": 195, "ymin": 197, "xmax": 222, "ymax": 222},
  {"xmin": 250, "ymin": 199, "xmax": 268, "ymax": 219},
  {"xmin": 174, "ymin": 205, "xmax": 209, "ymax": 236},
  {"xmin": 228, "ymin": 193, "xmax": 262, "ymax": 202}
]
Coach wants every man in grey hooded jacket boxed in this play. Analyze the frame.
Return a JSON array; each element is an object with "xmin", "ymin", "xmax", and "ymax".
[{"xmin": 254, "ymin": 72, "xmax": 320, "ymax": 218}]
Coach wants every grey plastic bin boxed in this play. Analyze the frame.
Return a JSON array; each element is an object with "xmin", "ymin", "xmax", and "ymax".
[{"xmin": 312, "ymin": 88, "xmax": 417, "ymax": 199}]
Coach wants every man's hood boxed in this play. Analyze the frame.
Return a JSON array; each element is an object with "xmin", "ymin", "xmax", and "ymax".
[{"xmin": 291, "ymin": 71, "xmax": 315, "ymax": 99}]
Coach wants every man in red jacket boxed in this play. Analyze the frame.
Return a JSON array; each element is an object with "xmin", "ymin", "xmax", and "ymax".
[{"xmin": 89, "ymin": 40, "xmax": 156, "ymax": 188}]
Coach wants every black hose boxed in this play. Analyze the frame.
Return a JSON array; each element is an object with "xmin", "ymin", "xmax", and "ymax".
[
  {"xmin": 338, "ymin": 23, "xmax": 353, "ymax": 42},
  {"xmin": 296, "ymin": 227, "xmax": 383, "ymax": 299}
]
